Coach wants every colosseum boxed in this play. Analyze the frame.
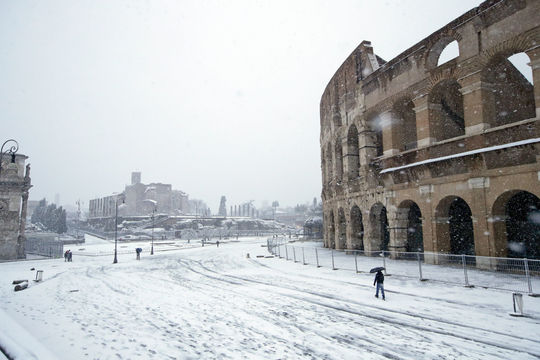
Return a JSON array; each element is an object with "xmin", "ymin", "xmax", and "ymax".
[{"xmin": 320, "ymin": 0, "xmax": 540, "ymax": 265}]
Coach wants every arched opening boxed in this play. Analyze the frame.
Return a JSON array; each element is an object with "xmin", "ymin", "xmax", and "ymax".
[
  {"xmin": 369, "ymin": 203, "xmax": 389, "ymax": 252},
  {"xmin": 350, "ymin": 205, "xmax": 364, "ymax": 250},
  {"xmin": 368, "ymin": 114, "xmax": 383, "ymax": 157},
  {"xmin": 449, "ymin": 198, "xmax": 475, "ymax": 256},
  {"xmin": 335, "ymin": 139, "xmax": 343, "ymax": 183},
  {"xmin": 347, "ymin": 125, "xmax": 360, "ymax": 180},
  {"xmin": 505, "ymin": 191, "xmax": 540, "ymax": 259},
  {"xmin": 437, "ymin": 40, "xmax": 459, "ymax": 66},
  {"xmin": 429, "ymin": 80, "xmax": 465, "ymax": 142},
  {"xmin": 392, "ymin": 98, "xmax": 417, "ymax": 151},
  {"xmin": 406, "ymin": 203, "xmax": 424, "ymax": 253},
  {"xmin": 337, "ymin": 208, "xmax": 347, "ymax": 250},
  {"xmin": 483, "ymin": 52, "xmax": 535, "ymax": 127},
  {"xmin": 328, "ymin": 210, "xmax": 335, "ymax": 249},
  {"xmin": 326, "ymin": 142, "xmax": 333, "ymax": 184}
]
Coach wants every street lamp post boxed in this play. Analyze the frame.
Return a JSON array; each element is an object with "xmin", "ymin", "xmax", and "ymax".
[
  {"xmin": 113, "ymin": 195, "xmax": 125, "ymax": 264},
  {"xmin": 0, "ymin": 139, "xmax": 19, "ymax": 178},
  {"xmin": 151, "ymin": 207, "xmax": 155, "ymax": 255}
]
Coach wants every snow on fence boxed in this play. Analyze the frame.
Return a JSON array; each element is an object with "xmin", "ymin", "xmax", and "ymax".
[
  {"xmin": 25, "ymin": 238, "xmax": 63, "ymax": 258},
  {"xmin": 267, "ymin": 238, "xmax": 540, "ymax": 295}
]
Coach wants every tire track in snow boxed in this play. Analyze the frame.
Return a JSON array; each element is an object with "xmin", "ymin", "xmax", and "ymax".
[{"xmin": 186, "ymin": 258, "xmax": 540, "ymax": 359}]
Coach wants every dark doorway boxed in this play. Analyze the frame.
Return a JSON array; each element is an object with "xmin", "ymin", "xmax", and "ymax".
[
  {"xmin": 406, "ymin": 203, "xmax": 424, "ymax": 252},
  {"xmin": 449, "ymin": 198, "xmax": 474, "ymax": 255},
  {"xmin": 350, "ymin": 205, "xmax": 364, "ymax": 250},
  {"xmin": 506, "ymin": 191, "xmax": 540, "ymax": 259}
]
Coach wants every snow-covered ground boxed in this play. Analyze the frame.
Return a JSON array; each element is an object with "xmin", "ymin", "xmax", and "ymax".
[{"xmin": 1, "ymin": 235, "xmax": 539, "ymax": 360}]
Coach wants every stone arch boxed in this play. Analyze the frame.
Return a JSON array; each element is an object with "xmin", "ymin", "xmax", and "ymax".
[
  {"xmin": 492, "ymin": 191, "xmax": 540, "ymax": 259},
  {"xmin": 396, "ymin": 200, "xmax": 424, "ymax": 253},
  {"xmin": 428, "ymin": 79, "xmax": 464, "ymax": 142},
  {"xmin": 435, "ymin": 196, "xmax": 474, "ymax": 256},
  {"xmin": 481, "ymin": 51, "xmax": 535, "ymax": 127},
  {"xmin": 337, "ymin": 208, "xmax": 347, "ymax": 250},
  {"xmin": 326, "ymin": 142, "xmax": 333, "ymax": 184},
  {"xmin": 425, "ymin": 31, "xmax": 463, "ymax": 70},
  {"xmin": 346, "ymin": 125, "xmax": 360, "ymax": 179},
  {"xmin": 334, "ymin": 137, "xmax": 343, "ymax": 183},
  {"xmin": 369, "ymin": 202, "xmax": 390, "ymax": 252},
  {"xmin": 392, "ymin": 97, "xmax": 417, "ymax": 151},
  {"xmin": 350, "ymin": 205, "xmax": 364, "ymax": 250}
]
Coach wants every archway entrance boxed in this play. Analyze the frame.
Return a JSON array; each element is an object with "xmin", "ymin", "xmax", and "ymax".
[
  {"xmin": 505, "ymin": 191, "xmax": 540, "ymax": 259},
  {"xmin": 350, "ymin": 205, "xmax": 364, "ymax": 250},
  {"xmin": 406, "ymin": 203, "xmax": 424, "ymax": 253},
  {"xmin": 328, "ymin": 210, "xmax": 335, "ymax": 249},
  {"xmin": 337, "ymin": 208, "xmax": 347, "ymax": 250},
  {"xmin": 370, "ymin": 203, "xmax": 389, "ymax": 252},
  {"xmin": 449, "ymin": 198, "xmax": 475, "ymax": 256}
]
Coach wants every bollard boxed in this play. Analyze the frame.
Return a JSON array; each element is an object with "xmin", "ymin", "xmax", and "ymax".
[
  {"xmin": 462, "ymin": 254, "xmax": 470, "ymax": 287},
  {"xmin": 417, "ymin": 252, "xmax": 424, "ymax": 281},
  {"xmin": 315, "ymin": 248, "xmax": 320, "ymax": 268},
  {"xmin": 354, "ymin": 251, "xmax": 358, "ymax": 273},
  {"xmin": 302, "ymin": 247, "xmax": 306, "ymax": 265},
  {"xmin": 524, "ymin": 259, "xmax": 533, "ymax": 294},
  {"xmin": 285, "ymin": 246, "xmax": 289, "ymax": 261},
  {"xmin": 293, "ymin": 247, "xmax": 297, "ymax": 263},
  {"xmin": 510, "ymin": 293, "xmax": 524, "ymax": 317},
  {"xmin": 331, "ymin": 250, "xmax": 336, "ymax": 270},
  {"xmin": 34, "ymin": 270, "xmax": 43, "ymax": 282}
]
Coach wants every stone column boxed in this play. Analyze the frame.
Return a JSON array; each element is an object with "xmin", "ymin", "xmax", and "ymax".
[
  {"xmin": 467, "ymin": 177, "xmax": 492, "ymax": 257},
  {"xmin": 526, "ymin": 48, "xmax": 540, "ymax": 118},
  {"xmin": 412, "ymin": 94, "xmax": 435, "ymax": 147},
  {"xmin": 459, "ymin": 73, "xmax": 495, "ymax": 134},
  {"xmin": 17, "ymin": 191, "xmax": 29, "ymax": 258},
  {"xmin": 380, "ymin": 110, "xmax": 401, "ymax": 156}
]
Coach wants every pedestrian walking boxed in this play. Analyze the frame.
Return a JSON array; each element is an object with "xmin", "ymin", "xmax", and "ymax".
[
  {"xmin": 67, "ymin": 250, "xmax": 72, "ymax": 262},
  {"xmin": 216, "ymin": 240, "xmax": 220, "ymax": 247},
  {"xmin": 136, "ymin": 247, "xmax": 142, "ymax": 260},
  {"xmin": 373, "ymin": 269, "xmax": 385, "ymax": 300},
  {"xmin": 64, "ymin": 250, "xmax": 69, "ymax": 262}
]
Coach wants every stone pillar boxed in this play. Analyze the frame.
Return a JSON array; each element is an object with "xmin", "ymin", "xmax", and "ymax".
[
  {"xmin": 380, "ymin": 110, "xmax": 401, "ymax": 156},
  {"xmin": 526, "ymin": 48, "xmax": 540, "ymax": 118},
  {"xmin": 468, "ymin": 177, "xmax": 492, "ymax": 257},
  {"xmin": 459, "ymin": 73, "xmax": 495, "ymax": 134},
  {"xmin": 412, "ymin": 94, "xmax": 435, "ymax": 147},
  {"xmin": 17, "ymin": 191, "xmax": 29, "ymax": 258},
  {"xmin": 418, "ymin": 185, "xmax": 435, "ymax": 253}
]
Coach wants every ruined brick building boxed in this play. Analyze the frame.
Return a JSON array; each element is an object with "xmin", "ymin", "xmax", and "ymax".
[{"xmin": 320, "ymin": 0, "xmax": 540, "ymax": 262}]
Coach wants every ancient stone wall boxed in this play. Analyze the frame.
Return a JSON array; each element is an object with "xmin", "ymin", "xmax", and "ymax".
[{"xmin": 320, "ymin": 0, "xmax": 540, "ymax": 261}]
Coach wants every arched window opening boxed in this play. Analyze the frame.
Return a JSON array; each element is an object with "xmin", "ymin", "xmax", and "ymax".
[
  {"xmin": 449, "ymin": 198, "xmax": 475, "ymax": 257},
  {"xmin": 437, "ymin": 40, "xmax": 459, "ymax": 66},
  {"xmin": 335, "ymin": 139, "xmax": 343, "ymax": 183},
  {"xmin": 337, "ymin": 208, "xmax": 347, "ymax": 250},
  {"xmin": 350, "ymin": 205, "xmax": 364, "ymax": 251},
  {"xmin": 347, "ymin": 125, "xmax": 360, "ymax": 179},
  {"xmin": 393, "ymin": 99, "xmax": 417, "ymax": 151},
  {"xmin": 429, "ymin": 80, "xmax": 465, "ymax": 141},
  {"xmin": 326, "ymin": 142, "xmax": 333, "ymax": 184},
  {"xmin": 505, "ymin": 191, "xmax": 540, "ymax": 259},
  {"xmin": 368, "ymin": 115, "xmax": 384, "ymax": 157},
  {"xmin": 484, "ymin": 52, "xmax": 535, "ymax": 127}
]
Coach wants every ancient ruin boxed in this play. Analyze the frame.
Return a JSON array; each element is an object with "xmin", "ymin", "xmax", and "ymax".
[{"xmin": 320, "ymin": 0, "xmax": 540, "ymax": 262}]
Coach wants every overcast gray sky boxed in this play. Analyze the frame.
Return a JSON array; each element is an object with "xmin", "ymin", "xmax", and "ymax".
[{"xmin": 1, "ymin": 0, "xmax": 482, "ymax": 212}]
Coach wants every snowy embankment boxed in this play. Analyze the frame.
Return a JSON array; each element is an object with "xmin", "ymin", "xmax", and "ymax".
[{"xmin": 1, "ymin": 235, "xmax": 539, "ymax": 359}]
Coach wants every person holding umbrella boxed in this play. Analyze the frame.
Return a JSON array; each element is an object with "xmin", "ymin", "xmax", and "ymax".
[{"xmin": 371, "ymin": 266, "xmax": 385, "ymax": 300}]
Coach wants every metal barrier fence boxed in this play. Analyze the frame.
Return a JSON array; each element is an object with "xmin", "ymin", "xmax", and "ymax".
[
  {"xmin": 25, "ymin": 238, "xmax": 64, "ymax": 258},
  {"xmin": 267, "ymin": 238, "xmax": 540, "ymax": 295}
]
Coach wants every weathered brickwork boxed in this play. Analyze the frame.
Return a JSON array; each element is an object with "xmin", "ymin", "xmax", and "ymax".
[
  {"xmin": 0, "ymin": 154, "xmax": 32, "ymax": 260},
  {"xmin": 320, "ymin": 0, "xmax": 540, "ymax": 262}
]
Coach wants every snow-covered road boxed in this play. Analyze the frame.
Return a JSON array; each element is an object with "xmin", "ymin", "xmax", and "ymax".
[{"xmin": 1, "ymin": 236, "xmax": 539, "ymax": 359}]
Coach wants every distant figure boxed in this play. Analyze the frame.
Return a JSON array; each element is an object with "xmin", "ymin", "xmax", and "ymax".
[
  {"xmin": 373, "ymin": 270, "xmax": 385, "ymax": 300},
  {"xmin": 68, "ymin": 250, "xmax": 72, "ymax": 262},
  {"xmin": 216, "ymin": 240, "xmax": 220, "ymax": 247},
  {"xmin": 136, "ymin": 247, "xmax": 142, "ymax": 260},
  {"xmin": 64, "ymin": 250, "xmax": 69, "ymax": 262}
]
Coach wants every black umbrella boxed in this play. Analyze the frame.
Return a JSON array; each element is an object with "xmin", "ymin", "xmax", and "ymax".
[{"xmin": 370, "ymin": 266, "xmax": 385, "ymax": 273}]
